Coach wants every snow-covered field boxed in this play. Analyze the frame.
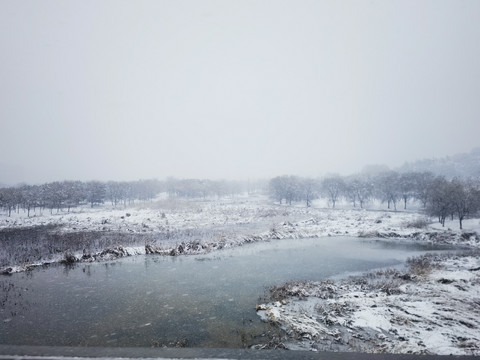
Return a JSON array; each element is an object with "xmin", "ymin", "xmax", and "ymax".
[
  {"xmin": 1, "ymin": 194, "xmax": 479, "ymax": 273},
  {"xmin": 1, "ymin": 194, "xmax": 480, "ymax": 354},
  {"xmin": 256, "ymin": 252, "xmax": 480, "ymax": 355}
]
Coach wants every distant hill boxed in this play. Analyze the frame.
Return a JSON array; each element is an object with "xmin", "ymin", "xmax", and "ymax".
[{"xmin": 398, "ymin": 148, "xmax": 480, "ymax": 179}]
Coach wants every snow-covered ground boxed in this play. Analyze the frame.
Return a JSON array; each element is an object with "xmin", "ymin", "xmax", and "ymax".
[
  {"xmin": 2, "ymin": 194, "xmax": 480, "ymax": 354},
  {"xmin": 256, "ymin": 252, "xmax": 480, "ymax": 355},
  {"xmin": 1, "ymin": 194, "xmax": 479, "ymax": 273}
]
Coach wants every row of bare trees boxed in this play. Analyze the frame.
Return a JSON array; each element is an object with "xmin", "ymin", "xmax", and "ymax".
[
  {"xmin": 0, "ymin": 178, "xmax": 259, "ymax": 217},
  {"xmin": 269, "ymin": 172, "xmax": 435, "ymax": 210},
  {"xmin": 2, "ymin": 172, "xmax": 479, "ymax": 229},
  {"xmin": 0, "ymin": 179, "xmax": 163, "ymax": 216},
  {"xmin": 426, "ymin": 178, "xmax": 480, "ymax": 229},
  {"xmin": 268, "ymin": 172, "xmax": 480, "ymax": 229},
  {"xmin": 164, "ymin": 178, "xmax": 254, "ymax": 198}
]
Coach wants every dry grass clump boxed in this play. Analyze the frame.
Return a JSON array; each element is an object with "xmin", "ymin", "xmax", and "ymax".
[
  {"xmin": 0, "ymin": 225, "xmax": 154, "ymax": 268},
  {"xmin": 403, "ymin": 217, "xmax": 429, "ymax": 229},
  {"xmin": 406, "ymin": 253, "xmax": 437, "ymax": 276},
  {"xmin": 268, "ymin": 281, "xmax": 310, "ymax": 301},
  {"xmin": 348, "ymin": 268, "xmax": 404, "ymax": 295},
  {"xmin": 315, "ymin": 302, "xmax": 349, "ymax": 326},
  {"xmin": 407, "ymin": 250, "xmax": 480, "ymax": 276},
  {"xmin": 267, "ymin": 280, "xmax": 337, "ymax": 301},
  {"xmin": 358, "ymin": 230, "xmax": 381, "ymax": 238}
]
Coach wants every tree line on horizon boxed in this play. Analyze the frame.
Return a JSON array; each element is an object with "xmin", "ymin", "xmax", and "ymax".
[
  {"xmin": 0, "ymin": 179, "xmax": 163, "ymax": 217},
  {"xmin": 268, "ymin": 171, "xmax": 480, "ymax": 230},
  {"xmin": 0, "ymin": 171, "xmax": 479, "ymax": 230},
  {"xmin": 0, "ymin": 178, "xmax": 259, "ymax": 218}
]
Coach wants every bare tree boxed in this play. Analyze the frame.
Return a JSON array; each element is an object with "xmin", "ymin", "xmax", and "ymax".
[
  {"xmin": 345, "ymin": 175, "xmax": 373, "ymax": 209},
  {"xmin": 299, "ymin": 178, "xmax": 319, "ymax": 207},
  {"xmin": 269, "ymin": 175, "xmax": 302, "ymax": 205},
  {"xmin": 269, "ymin": 176, "xmax": 287, "ymax": 204},
  {"xmin": 86, "ymin": 181, "xmax": 106, "ymax": 207},
  {"xmin": 426, "ymin": 176, "xmax": 454, "ymax": 227},
  {"xmin": 0, "ymin": 187, "xmax": 17, "ymax": 216},
  {"xmin": 398, "ymin": 172, "xmax": 417, "ymax": 210},
  {"xmin": 344, "ymin": 176, "xmax": 358, "ymax": 207},
  {"xmin": 321, "ymin": 176, "xmax": 345, "ymax": 208},
  {"xmin": 449, "ymin": 179, "xmax": 480, "ymax": 229},
  {"xmin": 375, "ymin": 171, "xmax": 401, "ymax": 210},
  {"xmin": 412, "ymin": 171, "xmax": 435, "ymax": 208}
]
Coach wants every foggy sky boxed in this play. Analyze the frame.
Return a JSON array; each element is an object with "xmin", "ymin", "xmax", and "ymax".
[{"xmin": 1, "ymin": 0, "xmax": 480, "ymax": 185}]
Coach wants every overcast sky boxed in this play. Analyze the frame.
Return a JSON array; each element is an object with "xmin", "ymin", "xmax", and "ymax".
[{"xmin": 1, "ymin": 0, "xmax": 479, "ymax": 184}]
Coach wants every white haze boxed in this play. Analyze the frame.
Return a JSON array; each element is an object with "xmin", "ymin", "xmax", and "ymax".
[{"xmin": 1, "ymin": 0, "xmax": 479, "ymax": 184}]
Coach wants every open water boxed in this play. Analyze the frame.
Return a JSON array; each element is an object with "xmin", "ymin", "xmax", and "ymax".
[{"xmin": 0, "ymin": 237, "xmax": 457, "ymax": 348}]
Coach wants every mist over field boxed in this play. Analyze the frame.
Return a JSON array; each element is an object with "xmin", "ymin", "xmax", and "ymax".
[
  {"xmin": 1, "ymin": 1, "xmax": 480, "ymax": 348},
  {"xmin": 1, "ymin": 1, "xmax": 480, "ymax": 185},
  {"xmin": 2, "ymin": 3, "xmax": 480, "ymax": 354}
]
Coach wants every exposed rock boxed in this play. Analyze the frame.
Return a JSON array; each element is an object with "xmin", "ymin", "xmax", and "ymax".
[
  {"xmin": 60, "ymin": 253, "xmax": 78, "ymax": 264},
  {"xmin": 1, "ymin": 267, "xmax": 13, "ymax": 275}
]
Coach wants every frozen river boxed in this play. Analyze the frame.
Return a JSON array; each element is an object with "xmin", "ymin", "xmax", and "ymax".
[{"xmin": 0, "ymin": 237, "xmax": 457, "ymax": 348}]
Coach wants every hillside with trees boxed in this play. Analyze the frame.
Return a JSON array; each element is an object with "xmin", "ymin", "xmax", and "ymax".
[{"xmin": 397, "ymin": 147, "xmax": 480, "ymax": 179}]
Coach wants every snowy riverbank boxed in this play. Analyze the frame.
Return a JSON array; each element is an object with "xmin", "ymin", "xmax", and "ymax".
[
  {"xmin": 1, "ymin": 195, "xmax": 479, "ymax": 274},
  {"xmin": 255, "ymin": 251, "xmax": 480, "ymax": 355},
  {"xmin": 2, "ymin": 195, "xmax": 480, "ymax": 354}
]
